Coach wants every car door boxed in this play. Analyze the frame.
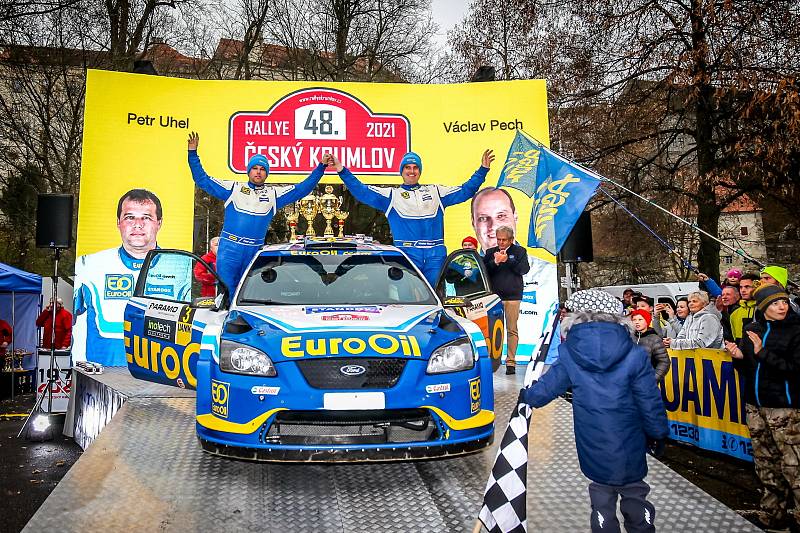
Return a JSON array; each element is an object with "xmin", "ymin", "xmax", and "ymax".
[
  {"xmin": 435, "ymin": 249, "xmax": 505, "ymax": 372},
  {"xmin": 124, "ymin": 249, "xmax": 229, "ymax": 390}
]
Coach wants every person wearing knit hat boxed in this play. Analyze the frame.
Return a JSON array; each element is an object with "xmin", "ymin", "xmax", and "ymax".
[
  {"xmin": 187, "ymin": 132, "xmax": 325, "ymax": 292},
  {"xmin": 523, "ymin": 288, "xmax": 668, "ymax": 532},
  {"xmin": 327, "ymin": 149, "xmax": 495, "ymax": 285},
  {"xmin": 726, "ymin": 283, "xmax": 800, "ymax": 530},
  {"xmin": 753, "ymin": 283, "xmax": 790, "ymax": 313},
  {"xmin": 565, "ymin": 288, "xmax": 624, "ymax": 315},
  {"xmin": 630, "ymin": 309, "xmax": 670, "ymax": 381},
  {"xmin": 760, "ymin": 265, "xmax": 789, "ymax": 289},
  {"xmin": 461, "ymin": 236, "xmax": 478, "ymax": 250},
  {"xmin": 724, "ymin": 268, "xmax": 742, "ymax": 287}
]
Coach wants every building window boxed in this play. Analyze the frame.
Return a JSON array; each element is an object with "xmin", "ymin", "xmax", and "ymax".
[
  {"xmin": 722, "ymin": 256, "xmax": 733, "ymax": 264},
  {"xmin": 740, "ymin": 227, "xmax": 749, "ymax": 236}
]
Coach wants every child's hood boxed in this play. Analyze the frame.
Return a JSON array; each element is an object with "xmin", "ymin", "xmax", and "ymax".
[{"xmin": 564, "ymin": 321, "xmax": 634, "ymax": 372}]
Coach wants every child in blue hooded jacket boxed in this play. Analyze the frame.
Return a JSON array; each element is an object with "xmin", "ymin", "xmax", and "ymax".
[{"xmin": 523, "ymin": 289, "xmax": 669, "ymax": 533}]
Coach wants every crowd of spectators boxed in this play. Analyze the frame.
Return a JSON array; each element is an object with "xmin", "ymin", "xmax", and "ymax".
[{"xmin": 615, "ymin": 264, "xmax": 800, "ymax": 531}]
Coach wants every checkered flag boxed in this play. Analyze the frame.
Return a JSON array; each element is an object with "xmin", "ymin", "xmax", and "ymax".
[
  {"xmin": 477, "ymin": 305, "xmax": 561, "ymax": 533},
  {"xmin": 478, "ymin": 394, "xmax": 533, "ymax": 532}
]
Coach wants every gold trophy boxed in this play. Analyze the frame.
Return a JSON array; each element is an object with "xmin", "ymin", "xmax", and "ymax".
[
  {"xmin": 319, "ymin": 185, "xmax": 341, "ymax": 237},
  {"xmin": 284, "ymin": 203, "xmax": 300, "ymax": 241},
  {"xmin": 334, "ymin": 204, "xmax": 349, "ymax": 238},
  {"xmin": 299, "ymin": 193, "xmax": 318, "ymax": 237}
]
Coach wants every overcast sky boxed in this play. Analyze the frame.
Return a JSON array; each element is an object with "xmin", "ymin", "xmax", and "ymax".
[{"xmin": 430, "ymin": 0, "xmax": 470, "ymax": 48}]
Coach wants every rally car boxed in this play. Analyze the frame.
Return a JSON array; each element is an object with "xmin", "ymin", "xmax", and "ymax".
[{"xmin": 123, "ymin": 237, "xmax": 504, "ymax": 461}]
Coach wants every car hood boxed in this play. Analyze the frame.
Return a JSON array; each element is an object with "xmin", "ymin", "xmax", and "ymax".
[{"xmin": 224, "ymin": 304, "xmax": 467, "ymax": 361}]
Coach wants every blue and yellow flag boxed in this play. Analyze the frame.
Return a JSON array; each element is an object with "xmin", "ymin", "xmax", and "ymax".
[{"xmin": 497, "ymin": 131, "xmax": 602, "ymax": 254}]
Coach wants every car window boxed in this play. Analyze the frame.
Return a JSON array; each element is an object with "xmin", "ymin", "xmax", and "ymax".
[
  {"xmin": 139, "ymin": 252, "xmax": 195, "ymax": 303},
  {"xmin": 441, "ymin": 252, "xmax": 489, "ymax": 298},
  {"xmin": 238, "ymin": 253, "xmax": 437, "ymax": 305}
]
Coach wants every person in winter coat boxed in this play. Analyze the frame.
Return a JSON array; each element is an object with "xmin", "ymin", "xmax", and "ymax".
[
  {"xmin": 0, "ymin": 318, "xmax": 11, "ymax": 356},
  {"xmin": 725, "ymin": 284, "xmax": 800, "ymax": 531},
  {"xmin": 661, "ymin": 297, "xmax": 688, "ymax": 337},
  {"xmin": 194, "ymin": 236, "xmax": 219, "ymax": 297},
  {"xmin": 36, "ymin": 298, "xmax": 72, "ymax": 349},
  {"xmin": 633, "ymin": 295, "xmax": 678, "ymax": 338},
  {"xmin": 729, "ymin": 273, "xmax": 758, "ymax": 342},
  {"xmin": 630, "ymin": 309, "xmax": 670, "ymax": 381},
  {"xmin": 663, "ymin": 291, "xmax": 723, "ymax": 350},
  {"xmin": 523, "ymin": 289, "xmax": 669, "ymax": 533}
]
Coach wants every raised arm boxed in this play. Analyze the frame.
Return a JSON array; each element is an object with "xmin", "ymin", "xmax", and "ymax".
[{"xmin": 187, "ymin": 132, "xmax": 234, "ymax": 201}]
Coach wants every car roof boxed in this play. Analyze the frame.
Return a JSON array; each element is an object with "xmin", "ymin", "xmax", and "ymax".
[{"xmin": 259, "ymin": 237, "xmax": 402, "ymax": 254}]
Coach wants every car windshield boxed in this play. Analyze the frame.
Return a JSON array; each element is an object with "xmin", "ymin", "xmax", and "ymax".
[{"xmin": 237, "ymin": 252, "xmax": 437, "ymax": 306}]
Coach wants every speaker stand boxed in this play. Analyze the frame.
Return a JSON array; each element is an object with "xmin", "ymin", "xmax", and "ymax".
[{"xmin": 17, "ymin": 247, "xmax": 62, "ymax": 439}]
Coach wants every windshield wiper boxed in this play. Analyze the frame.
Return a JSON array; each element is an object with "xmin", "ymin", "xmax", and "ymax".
[{"xmin": 238, "ymin": 298, "xmax": 287, "ymax": 305}]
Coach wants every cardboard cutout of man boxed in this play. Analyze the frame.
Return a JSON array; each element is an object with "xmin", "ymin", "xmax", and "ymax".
[{"xmin": 73, "ymin": 189, "xmax": 190, "ymax": 365}]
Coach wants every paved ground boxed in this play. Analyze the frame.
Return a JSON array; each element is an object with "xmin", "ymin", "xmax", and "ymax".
[
  {"xmin": 0, "ymin": 390, "xmax": 768, "ymax": 533},
  {"xmin": 0, "ymin": 393, "xmax": 83, "ymax": 533}
]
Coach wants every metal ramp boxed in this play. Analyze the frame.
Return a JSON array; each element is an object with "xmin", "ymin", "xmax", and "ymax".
[{"xmin": 25, "ymin": 370, "xmax": 759, "ymax": 532}]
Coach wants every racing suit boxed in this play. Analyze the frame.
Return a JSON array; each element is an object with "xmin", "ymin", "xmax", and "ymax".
[
  {"xmin": 338, "ymin": 166, "xmax": 488, "ymax": 285},
  {"xmin": 73, "ymin": 246, "xmax": 192, "ymax": 366},
  {"xmin": 189, "ymin": 151, "xmax": 325, "ymax": 293}
]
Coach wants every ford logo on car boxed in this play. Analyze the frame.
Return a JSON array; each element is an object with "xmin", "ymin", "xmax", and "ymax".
[{"xmin": 340, "ymin": 364, "xmax": 366, "ymax": 376}]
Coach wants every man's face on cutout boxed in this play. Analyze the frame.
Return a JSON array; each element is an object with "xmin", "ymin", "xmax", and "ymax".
[
  {"xmin": 472, "ymin": 189, "xmax": 517, "ymax": 251},
  {"xmin": 117, "ymin": 198, "xmax": 161, "ymax": 258}
]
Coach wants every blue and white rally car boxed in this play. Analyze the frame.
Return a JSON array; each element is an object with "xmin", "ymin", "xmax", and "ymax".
[{"xmin": 124, "ymin": 238, "xmax": 504, "ymax": 461}]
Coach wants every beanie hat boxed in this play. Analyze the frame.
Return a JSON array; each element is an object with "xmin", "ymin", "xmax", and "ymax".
[
  {"xmin": 725, "ymin": 268, "xmax": 742, "ymax": 280},
  {"xmin": 629, "ymin": 309, "xmax": 652, "ymax": 326},
  {"xmin": 246, "ymin": 154, "xmax": 270, "ymax": 175},
  {"xmin": 461, "ymin": 236, "xmax": 478, "ymax": 248},
  {"xmin": 753, "ymin": 284, "xmax": 790, "ymax": 313},
  {"xmin": 399, "ymin": 152, "xmax": 423, "ymax": 175},
  {"xmin": 760, "ymin": 265, "xmax": 789, "ymax": 288},
  {"xmin": 564, "ymin": 289, "xmax": 623, "ymax": 315}
]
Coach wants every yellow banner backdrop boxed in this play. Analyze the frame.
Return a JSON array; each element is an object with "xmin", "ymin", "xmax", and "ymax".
[
  {"xmin": 78, "ymin": 70, "xmax": 550, "ymax": 256},
  {"xmin": 661, "ymin": 348, "xmax": 752, "ymax": 461}
]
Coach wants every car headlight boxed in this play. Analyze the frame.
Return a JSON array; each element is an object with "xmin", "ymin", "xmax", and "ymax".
[
  {"xmin": 219, "ymin": 340, "xmax": 276, "ymax": 377},
  {"xmin": 426, "ymin": 338, "xmax": 475, "ymax": 374}
]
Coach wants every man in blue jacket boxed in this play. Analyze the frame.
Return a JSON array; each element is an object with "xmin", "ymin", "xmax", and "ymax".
[
  {"xmin": 523, "ymin": 288, "xmax": 669, "ymax": 533},
  {"xmin": 324, "ymin": 150, "xmax": 494, "ymax": 285},
  {"xmin": 187, "ymin": 132, "xmax": 325, "ymax": 293}
]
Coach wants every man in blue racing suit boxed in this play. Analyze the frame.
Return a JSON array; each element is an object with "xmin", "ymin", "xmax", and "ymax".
[
  {"xmin": 325, "ymin": 149, "xmax": 494, "ymax": 285},
  {"xmin": 188, "ymin": 132, "xmax": 325, "ymax": 293}
]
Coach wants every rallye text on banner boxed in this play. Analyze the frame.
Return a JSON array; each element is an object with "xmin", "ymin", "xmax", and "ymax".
[{"xmin": 123, "ymin": 238, "xmax": 504, "ymax": 461}]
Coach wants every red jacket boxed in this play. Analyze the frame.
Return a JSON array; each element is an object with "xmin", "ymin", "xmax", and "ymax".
[
  {"xmin": 0, "ymin": 319, "xmax": 11, "ymax": 354},
  {"xmin": 36, "ymin": 307, "xmax": 73, "ymax": 349},
  {"xmin": 194, "ymin": 251, "xmax": 217, "ymax": 297}
]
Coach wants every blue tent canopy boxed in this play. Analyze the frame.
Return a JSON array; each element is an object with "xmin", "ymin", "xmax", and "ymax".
[
  {"xmin": 0, "ymin": 262, "xmax": 43, "ymax": 368},
  {"xmin": 0, "ymin": 262, "xmax": 42, "ymax": 293}
]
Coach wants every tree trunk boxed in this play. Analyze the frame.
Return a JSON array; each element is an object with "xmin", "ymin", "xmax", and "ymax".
[{"xmin": 690, "ymin": 0, "xmax": 721, "ymax": 280}]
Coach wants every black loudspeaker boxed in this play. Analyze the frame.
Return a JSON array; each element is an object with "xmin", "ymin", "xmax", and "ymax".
[
  {"xmin": 36, "ymin": 194, "xmax": 73, "ymax": 249},
  {"xmin": 559, "ymin": 211, "xmax": 593, "ymax": 263}
]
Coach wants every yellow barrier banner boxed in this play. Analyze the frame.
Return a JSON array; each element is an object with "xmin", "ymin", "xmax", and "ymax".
[{"xmin": 661, "ymin": 348, "xmax": 752, "ymax": 461}]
